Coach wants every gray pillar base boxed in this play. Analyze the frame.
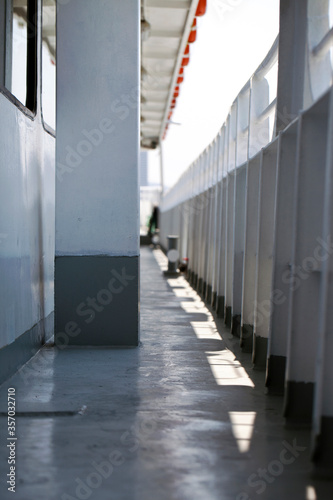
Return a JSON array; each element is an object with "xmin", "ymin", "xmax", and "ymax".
[
  {"xmin": 231, "ymin": 314, "xmax": 241, "ymax": 337},
  {"xmin": 0, "ymin": 314, "xmax": 50, "ymax": 384},
  {"xmin": 206, "ymin": 284, "xmax": 212, "ymax": 304},
  {"xmin": 240, "ymin": 324, "xmax": 253, "ymax": 353},
  {"xmin": 55, "ymin": 255, "xmax": 139, "ymax": 346},
  {"xmin": 140, "ymin": 235, "xmax": 151, "ymax": 246},
  {"xmin": 216, "ymin": 295, "xmax": 225, "ymax": 318},
  {"xmin": 211, "ymin": 291, "xmax": 217, "ymax": 309},
  {"xmin": 252, "ymin": 334, "xmax": 267, "ymax": 370},
  {"xmin": 197, "ymin": 277, "xmax": 203, "ymax": 294},
  {"xmin": 284, "ymin": 381, "xmax": 314, "ymax": 426},
  {"xmin": 163, "ymin": 270, "xmax": 180, "ymax": 277},
  {"xmin": 312, "ymin": 416, "xmax": 333, "ymax": 479},
  {"xmin": 266, "ymin": 355, "xmax": 286, "ymax": 395},
  {"xmin": 225, "ymin": 306, "xmax": 232, "ymax": 328},
  {"xmin": 192, "ymin": 273, "xmax": 198, "ymax": 288}
]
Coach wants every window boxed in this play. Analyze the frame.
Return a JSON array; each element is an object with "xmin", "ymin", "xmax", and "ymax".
[
  {"xmin": 0, "ymin": 0, "xmax": 37, "ymax": 112},
  {"xmin": 42, "ymin": 0, "xmax": 56, "ymax": 129}
]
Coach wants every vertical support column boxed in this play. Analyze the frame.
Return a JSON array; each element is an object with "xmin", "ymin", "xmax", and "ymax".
[
  {"xmin": 266, "ymin": 122, "xmax": 298, "ymax": 394},
  {"xmin": 55, "ymin": 0, "xmax": 139, "ymax": 346},
  {"xmin": 197, "ymin": 153, "xmax": 207, "ymax": 295},
  {"xmin": 284, "ymin": 93, "xmax": 329, "ymax": 423},
  {"xmin": 231, "ymin": 164, "xmax": 246, "ymax": 337},
  {"xmin": 186, "ymin": 164, "xmax": 194, "ymax": 283},
  {"xmin": 202, "ymin": 142, "xmax": 214, "ymax": 301},
  {"xmin": 253, "ymin": 140, "xmax": 278, "ymax": 369},
  {"xmin": 275, "ymin": 0, "xmax": 308, "ymax": 133},
  {"xmin": 206, "ymin": 139, "xmax": 218, "ymax": 304},
  {"xmin": 312, "ymin": 88, "xmax": 333, "ymax": 478},
  {"xmin": 225, "ymin": 104, "xmax": 237, "ymax": 326},
  {"xmin": 241, "ymin": 153, "xmax": 261, "ymax": 352},
  {"xmin": 216, "ymin": 176, "xmax": 227, "ymax": 318},
  {"xmin": 216, "ymin": 126, "xmax": 228, "ymax": 318},
  {"xmin": 0, "ymin": 0, "xmax": 6, "ymax": 86},
  {"xmin": 212, "ymin": 132, "xmax": 223, "ymax": 308},
  {"xmin": 192, "ymin": 159, "xmax": 202, "ymax": 289},
  {"xmin": 225, "ymin": 171, "xmax": 235, "ymax": 327}
]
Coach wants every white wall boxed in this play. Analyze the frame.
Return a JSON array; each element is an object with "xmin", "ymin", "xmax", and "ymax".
[
  {"xmin": 56, "ymin": 0, "xmax": 140, "ymax": 257},
  {"xmin": 0, "ymin": 93, "xmax": 55, "ymax": 348}
]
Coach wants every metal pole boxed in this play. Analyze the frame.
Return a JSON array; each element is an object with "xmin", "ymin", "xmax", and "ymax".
[{"xmin": 159, "ymin": 141, "xmax": 164, "ymax": 196}]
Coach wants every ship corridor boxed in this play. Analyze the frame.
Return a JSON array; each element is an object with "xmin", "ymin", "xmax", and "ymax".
[
  {"xmin": 0, "ymin": 247, "xmax": 330, "ymax": 500},
  {"xmin": 1, "ymin": 0, "xmax": 333, "ymax": 498}
]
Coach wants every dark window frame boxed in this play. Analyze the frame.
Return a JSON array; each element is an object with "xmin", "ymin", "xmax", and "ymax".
[
  {"xmin": 26, "ymin": 0, "xmax": 37, "ymax": 113},
  {"xmin": 0, "ymin": 0, "xmax": 37, "ymax": 117},
  {"xmin": 41, "ymin": 0, "xmax": 56, "ymax": 136}
]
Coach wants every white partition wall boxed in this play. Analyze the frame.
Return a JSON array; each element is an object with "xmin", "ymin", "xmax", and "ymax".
[
  {"xmin": 312, "ymin": 88, "xmax": 333, "ymax": 476},
  {"xmin": 55, "ymin": 0, "xmax": 140, "ymax": 346},
  {"xmin": 284, "ymin": 94, "xmax": 329, "ymax": 423},
  {"xmin": 158, "ymin": 0, "xmax": 333, "ymax": 475},
  {"xmin": 216, "ymin": 177, "xmax": 227, "ymax": 317},
  {"xmin": 231, "ymin": 164, "xmax": 246, "ymax": 336},
  {"xmin": 253, "ymin": 140, "xmax": 278, "ymax": 369},
  {"xmin": 266, "ymin": 122, "xmax": 298, "ymax": 394},
  {"xmin": 225, "ymin": 171, "xmax": 235, "ymax": 327},
  {"xmin": 241, "ymin": 154, "xmax": 261, "ymax": 352}
]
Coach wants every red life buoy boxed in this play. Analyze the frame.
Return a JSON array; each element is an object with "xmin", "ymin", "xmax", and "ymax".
[
  {"xmin": 182, "ymin": 44, "xmax": 190, "ymax": 66},
  {"xmin": 196, "ymin": 0, "xmax": 207, "ymax": 16},
  {"xmin": 188, "ymin": 18, "xmax": 197, "ymax": 43}
]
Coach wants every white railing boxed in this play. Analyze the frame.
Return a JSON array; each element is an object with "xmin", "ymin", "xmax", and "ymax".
[
  {"xmin": 161, "ymin": 36, "xmax": 278, "ymax": 213},
  {"xmin": 157, "ymin": 1, "xmax": 333, "ymax": 473}
]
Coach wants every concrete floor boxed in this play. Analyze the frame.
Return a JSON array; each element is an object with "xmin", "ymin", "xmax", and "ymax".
[{"xmin": 0, "ymin": 247, "xmax": 332, "ymax": 500}]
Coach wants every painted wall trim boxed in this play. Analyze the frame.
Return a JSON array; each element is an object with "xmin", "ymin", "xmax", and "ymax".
[{"xmin": 0, "ymin": 312, "xmax": 53, "ymax": 386}]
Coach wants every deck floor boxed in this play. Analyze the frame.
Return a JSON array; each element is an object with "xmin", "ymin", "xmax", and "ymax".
[{"xmin": 0, "ymin": 247, "xmax": 331, "ymax": 499}]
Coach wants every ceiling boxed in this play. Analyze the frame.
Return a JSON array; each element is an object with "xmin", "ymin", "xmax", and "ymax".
[
  {"xmin": 141, "ymin": 0, "xmax": 205, "ymax": 150},
  {"xmin": 15, "ymin": 0, "xmax": 205, "ymax": 150}
]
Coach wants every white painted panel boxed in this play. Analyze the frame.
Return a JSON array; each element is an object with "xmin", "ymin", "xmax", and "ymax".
[
  {"xmin": 56, "ymin": 0, "xmax": 139, "ymax": 257},
  {"xmin": 225, "ymin": 173, "xmax": 235, "ymax": 311},
  {"xmin": 0, "ymin": 93, "xmax": 55, "ymax": 348},
  {"xmin": 232, "ymin": 164, "xmax": 246, "ymax": 316},
  {"xmin": 254, "ymin": 139, "xmax": 278, "ymax": 338},
  {"xmin": 286, "ymin": 95, "xmax": 329, "ymax": 383},
  {"xmin": 241, "ymin": 154, "xmax": 261, "ymax": 329},
  {"xmin": 268, "ymin": 123, "xmax": 298, "ymax": 358}
]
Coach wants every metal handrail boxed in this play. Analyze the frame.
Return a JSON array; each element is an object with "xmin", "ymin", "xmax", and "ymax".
[{"xmin": 161, "ymin": 36, "xmax": 279, "ymax": 212}]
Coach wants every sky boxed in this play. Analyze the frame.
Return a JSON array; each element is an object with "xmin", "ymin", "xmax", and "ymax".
[{"xmin": 148, "ymin": 0, "xmax": 280, "ymax": 189}]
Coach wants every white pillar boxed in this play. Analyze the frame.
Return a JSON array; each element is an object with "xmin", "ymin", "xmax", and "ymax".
[
  {"xmin": 284, "ymin": 93, "xmax": 329, "ymax": 423},
  {"xmin": 253, "ymin": 140, "xmax": 278, "ymax": 369},
  {"xmin": 55, "ymin": 0, "xmax": 140, "ymax": 346},
  {"xmin": 275, "ymin": 0, "xmax": 308, "ymax": 133},
  {"xmin": 240, "ymin": 153, "xmax": 261, "ymax": 352},
  {"xmin": 312, "ymin": 88, "xmax": 333, "ymax": 477},
  {"xmin": 266, "ymin": 123, "xmax": 298, "ymax": 394},
  {"xmin": 231, "ymin": 164, "xmax": 246, "ymax": 336}
]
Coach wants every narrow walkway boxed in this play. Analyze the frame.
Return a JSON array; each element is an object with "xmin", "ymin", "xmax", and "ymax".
[{"xmin": 0, "ymin": 247, "xmax": 331, "ymax": 499}]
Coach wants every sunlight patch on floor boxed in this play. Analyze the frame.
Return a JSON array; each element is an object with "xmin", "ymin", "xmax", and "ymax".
[
  {"xmin": 207, "ymin": 351, "xmax": 255, "ymax": 388},
  {"xmin": 306, "ymin": 485, "xmax": 317, "ymax": 500},
  {"xmin": 228, "ymin": 411, "xmax": 256, "ymax": 453}
]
